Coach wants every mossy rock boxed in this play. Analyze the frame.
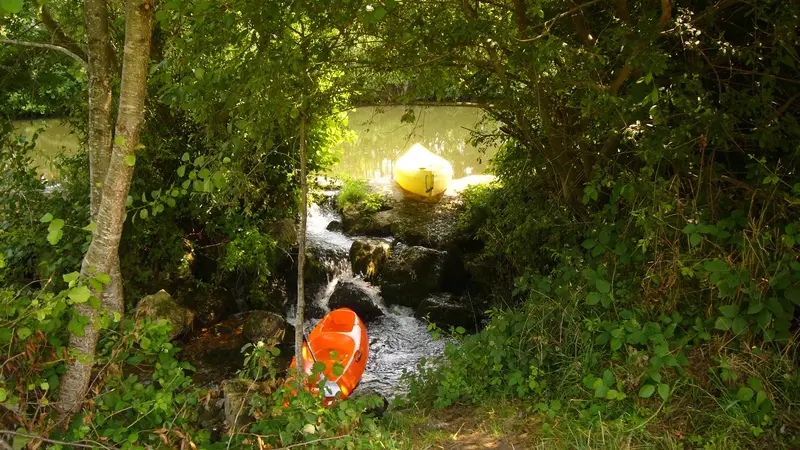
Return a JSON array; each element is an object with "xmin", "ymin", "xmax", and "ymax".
[
  {"xmin": 349, "ymin": 238, "xmax": 391, "ymax": 281},
  {"xmin": 134, "ymin": 289, "xmax": 195, "ymax": 339}
]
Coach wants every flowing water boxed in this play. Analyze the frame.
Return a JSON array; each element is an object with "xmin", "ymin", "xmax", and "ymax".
[{"xmin": 291, "ymin": 203, "xmax": 446, "ymax": 398}]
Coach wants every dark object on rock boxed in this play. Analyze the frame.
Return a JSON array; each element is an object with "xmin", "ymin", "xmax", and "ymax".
[
  {"xmin": 134, "ymin": 289, "xmax": 195, "ymax": 339},
  {"xmin": 341, "ymin": 204, "xmax": 393, "ymax": 236},
  {"xmin": 379, "ymin": 244, "xmax": 447, "ymax": 308},
  {"xmin": 349, "ymin": 238, "xmax": 391, "ymax": 281},
  {"xmin": 417, "ymin": 294, "xmax": 476, "ymax": 331},
  {"xmin": 328, "ymin": 279, "xmax": 384, "ymax": 322},
  {"xmin": 326, "ymin": 220, "xmax": 343, "ymax": 231}
]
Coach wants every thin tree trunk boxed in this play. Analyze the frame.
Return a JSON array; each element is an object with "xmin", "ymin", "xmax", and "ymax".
[
  {"xmin": 84, "ymin": 0, "xmax": 125, "ymax": 316},
  {"xmin": 85, "ymin": 0, "xmax": 115, "ymax": 220},
  {"xmin": 294, "ymin": 113, "xmax": 309, "ymax": 377},
  {"xmin": 56, "ymin": 0, "xmax": 153, "ymax": 416}
]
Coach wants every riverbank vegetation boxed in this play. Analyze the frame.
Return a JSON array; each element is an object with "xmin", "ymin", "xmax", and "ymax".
[{"xmin": 2, "ymin": 0, "xmax": 799, "ymax": 448}]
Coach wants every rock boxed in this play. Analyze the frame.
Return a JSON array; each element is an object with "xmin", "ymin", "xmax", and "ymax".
[
  {"xmin": 242, "ymin": 311, "xmax": 295, "ymax": 347},
  {"xmin": 328, "ymin": 279, "xmax": 384, "ymax": 322},
  {"xmin": 265, "ymin": 217, "xmax": 297, "ymax": 249},
  {"xmin": 222, "ymin": 378, "xmax": 283, "ymax": 430},
  {"xmin": 417, "ymin": 294, "xmax": 477, "ymax": 331},
  {"xmin": 349, "ymin": 238, "xmax": 391, "ymax": 281},
  {"xmin": 350, "ymin": 387, "xmax": 389, "ymax": 417},
  {"xmin": 341, "ymin": 204, "xmax": 393, "ymax": 236},
  {"xmin": 193, "ymin": 288, "xmax": 237, "ymax": 327},
  {"xmin": 379, "ymin": 245, "xmax": 447, "ymax": 308},
  {"xmin": 326, "ymin": 220, "xmax": 343, "ymax": 231},
  {"xmin": 135, "ymin": 290, "xmax": 195, "ymax": 339}
]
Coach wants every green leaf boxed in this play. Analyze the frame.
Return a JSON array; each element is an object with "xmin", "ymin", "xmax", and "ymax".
[
  {"xmin": 177, "ymin": 165, "xmax": 186, "ymax": 177},
  {"xmin": 639, "ymin": 384, "xmax": 656, "ymax": 398},
  {"xmin": 756, "ymin": 390, "xmax": 767, "ymax": 406},
  {"xmin": 68, "ymin": 286, "xmax": 91, "ymax": 304},
  {"xmin": 17, "ymin": 327, "xmax": 31, "ymax": 340},
  {"xmin": 114, "ymin": 135, "xmax": 126, "ymax": 147},
  {"xmin": 586, "ymin": 292, "xmax": 600, "ymax": 305},
  {"xmin": 48, "ymin": 219, "xmax": 64, "ymax": 232},
  {"xmin": 198, "ymin": 167, "xmax": 210, "ymax": 179},
  {"xmin": 62, "ymin": 272, "xmax": 80, "ymax": 284},
  {"xmin": 332, "ymin": 363, "xmax": 344, "ymax": 376},
  {"xmin": 139, "ymin": 209, "xmax": 148, "ymax": 219},
  {"xmin": 39, "ymin": 213, "xmax": 53, "ymax": 223},
  {"xmin": 596, "ymin": 279, "xmax": 611, "ymax": 294},
  {"xmin": 372, "ymin": 6, "xmax": 388, "ymax": 21},
  {"xmin": 602, "ymin": 369, "xmax": 614, "ymax": 387},
  {"xmin": 690, "ymin": 233, "xmax": 701, "ymax": 247},
  {"xmin": 82, "ymin": 221, "xmax": 96, "ymax": 232},
  {"xmin": 703, "ymin": 259, "xmax": 729, "ymax": 272},
  {"xmin": 96, "ymin": 273, "xmax": 112, "ymax": 285},
  {"xmin": 211, "ymin": 171, "xmax": 226, "ymax": 189},
  {"xmin": 155, "ymin": 9, "xmax": 167, "ymax": 21},
  {"xmin": 0, "ymin": 254, "xmax": 5, "ymax": 269},
  {"xmin": 719, "ymin": 305, "xmax": 740, "ymax": 318},
  {"xmin": 0, "ymin": 0, "xmax": 23, "ymax": 14},
  {"xmin": 47, "ymin": 229, "xmax": 63, "ymax": 246},
  {"xmin": 124, "ymin": 155, "xmax": 136, "ymax": 166},
  {"xmin": 658, "ymin": 383, "xmax": 669, "ymax": 401},
  {"xmin": 785, "ymin": 287, "xmax": 800, "ymax": 306},
  {"xmin": 312, "ymin": 361, "xmax": 327, "ymax": 373},
  {"xmin": 737, "ymin": 387, "xmax": 754, "ymax": 402},
  {"xmin": 182, "ymin": 152, "xmax": 190, "ymax": 161},
  {"xmin": 732, "ymin": 317, "xmax": 747, "ymax": 334},
  {"xmin": 606, "ymin": 389, "xmax": 619, "ymax": 400},
  {"xmin": 747, "ymin": 301, "xmax": 764, "ymax": 314},
  {"xmin": 194, "ymin": 156, "xmax": 205, "ymax": 166},
  {"xmin": 223, "ymin": 157, "xmax": 231, "ymax": 164},
  {"xmin": 0, "ymin": 387, "xmax": 6, "ymax": 402},
  {"xmin": 714, "ymin": 317, "xmax": 731, "ymax": 331},
  {"xmin": 455, "ymin": 326, "xmax": 466, "ymax": 335},
  {"xmin": 140, "ymin": 336, "xmax": 151, "ymax": 350}
]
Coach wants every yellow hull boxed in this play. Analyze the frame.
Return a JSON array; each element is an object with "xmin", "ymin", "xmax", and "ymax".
[{"xmin": 393, "ymin": 144, "xmax": 454, "ymax": 198}]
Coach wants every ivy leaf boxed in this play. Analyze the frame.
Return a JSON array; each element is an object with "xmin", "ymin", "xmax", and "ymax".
[
  {"xmin": 657, "ymin": 383, "xmax": 669, "ymax": 401},
  {"xmin": 719, "ymin": 304, "xmax": 740, "ymax": 318},
  {"xmin": 68, "ymin": 286, "xmax": 91, "ymax": 304},
  {"xmin": 40, "ymin": 213, "xmax": 53, "ymax": 223},
  {"xmin": 0, "ymin": 0, "xmax": 23, "ymax": 14},
  {"xmin": 124, "ymin": 155, "xmax": 136, "ymax": 166}
]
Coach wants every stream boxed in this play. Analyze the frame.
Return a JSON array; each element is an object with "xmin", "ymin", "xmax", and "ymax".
[{"xmin": 291, "ymin": 203, "xmax": 446, "ymax": 397}]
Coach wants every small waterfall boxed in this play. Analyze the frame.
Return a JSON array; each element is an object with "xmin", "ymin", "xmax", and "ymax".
[{"xmin": 290, "ymin": 201, "xmax": 445, "ymax": 398}]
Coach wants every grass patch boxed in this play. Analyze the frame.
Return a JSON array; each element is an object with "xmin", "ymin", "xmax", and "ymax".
[{"xmin": 336, "ymin": 177, "xmax": 385, "ymax": 215}]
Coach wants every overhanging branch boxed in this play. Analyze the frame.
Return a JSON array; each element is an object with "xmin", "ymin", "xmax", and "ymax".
[{"xmin": 0, "ymin": 39, "xmax": 87, "ymax": 67}]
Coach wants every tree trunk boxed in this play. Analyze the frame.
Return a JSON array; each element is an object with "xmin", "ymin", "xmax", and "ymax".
[
  {"xmin": 294, "ymin": 113, "xmax": 309, "ymax": 377},
  {"xmin": 85, "ymin": 0, "xmax": 115, "ymax": 220},
  {"xmin": 56, "ymin": 0, "xmax": 153, "ymax": 416},
  {"xmin": 84, "ymin": 0, "xmax": 125, "ymax": 317}
]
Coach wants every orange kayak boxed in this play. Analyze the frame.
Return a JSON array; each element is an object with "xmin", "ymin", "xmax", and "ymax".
[{"xmin": 289, "ymin": 308, "xmax": 368, "ymax": 401}]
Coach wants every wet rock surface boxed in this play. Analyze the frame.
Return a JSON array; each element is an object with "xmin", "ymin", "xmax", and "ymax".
[
  {"xmin": 327, "ymin": 279, "xmax": 384, "ymax": 322},
  {"xmin": 134, "ymin": 289, "xmax": 195, "ymax": 339},
  {"xmin": 379, "ymin": 244, "xmax": 447, "ymax": 308},
  {"xmin": 349, "ymin": 238, "xmax": 391, "ymax": 281},
  {"xmin": 417, "ymin": 294, "xmax": 478, "ymax": 331},
  {"xmin": 242, "ymin": 310, "xmax": 295, "ymax": 346}
]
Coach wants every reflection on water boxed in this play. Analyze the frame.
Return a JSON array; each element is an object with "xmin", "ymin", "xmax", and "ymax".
[
  {"xmin": 11, "ymin": 119, "xmax": 81, "ymax": 179},
  {"xmin": 331, "ymin": 106, "xmax": 498, "ymax": 180}
]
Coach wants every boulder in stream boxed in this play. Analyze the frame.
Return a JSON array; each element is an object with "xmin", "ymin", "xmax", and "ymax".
[
  {"xmin": 242, "ymin": 310, "xmax": 295, "ymax": 346},
  {"xmin": 328, "ymin": 279, "xmax": 384, "ymax": 322},
  {"xmin": 379, "ymin": 244, "xmax": 447, "ymax": 308},
  {"xmin": 134, "ymin": 289, "xmax": 195, "ymax": 339},
  {"xmin": 417, "ymin": 294, "xmax": 477, "ymax": 331},
  {"xmin": 341, "ymin": 204, "xmax": 393, "ymax": 236},
  {"xmin": 349, "ymin": 238, "xmax": 391, "ymax": 281}
]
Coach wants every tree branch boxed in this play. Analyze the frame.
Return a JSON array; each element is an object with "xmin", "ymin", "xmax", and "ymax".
[
  {"xmin": 0, "ymin": 39, "xmax": 87, "ymax": 67},
  {"xmin": 40, "ymin": 5, "xmax": 88, "ymax": 63},
  {"xmin": 518, "ymin": 0, "xmax": 604, "ymax": 43}
]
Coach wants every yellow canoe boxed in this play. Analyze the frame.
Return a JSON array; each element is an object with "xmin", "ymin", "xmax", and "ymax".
[{"xmin": 393, "ymin": 143, "xmax": 454, "ymax": 198}]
